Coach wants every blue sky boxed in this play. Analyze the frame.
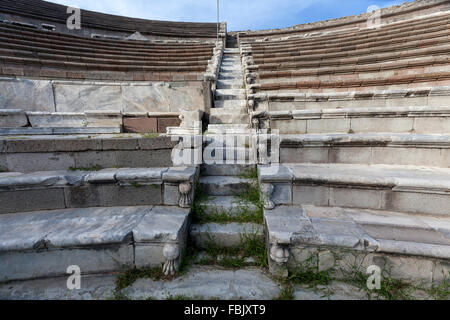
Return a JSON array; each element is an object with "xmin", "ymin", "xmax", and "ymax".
[{"xmin": 49, "ymin": 0, "xmax": 408, "ymax": 31}]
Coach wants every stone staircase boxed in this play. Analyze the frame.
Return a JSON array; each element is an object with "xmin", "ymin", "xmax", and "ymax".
[{"xmin": 189, "ymin": 45, "xmax": 263, "ymax": 259}]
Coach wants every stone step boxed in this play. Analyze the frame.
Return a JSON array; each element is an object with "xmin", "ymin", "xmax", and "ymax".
[
  {"xmin": 216, "ymin": 89, "xmax": 246, "ymax": 100},
  {"xmin": 220, "ymin": 61, "xmax": 241, "ymax": 67},
  {"xmin": 198, "ymin": 196, "xmax": 260, "ymax": 216},
  {"xmin": 0, "ymin": 127, "xmax": 121, "ymax": 135},
  {"xmin": 218, "ymin": 73, "xmax": 243, "ymax": 80},
  {"xmin": 207, "ymin": 124, "xmax": 251, "ymax": 134},
  {"xmin": 203, "ymin": 147, "xmax": 255, "ymax": 164},
  {"xmin": 190, "ymin": 222, "xmax": 263, "ymax": 248},
  {"xmin": 210, "ymin": 106, "xmax": 247, "ymax": 115},
  {"xmin": 259, "ymin": 163, "xmax": 450, "ymax": 217},
  {"xmin": 223, "ymin": 49, "xmax": 240, "ymax": 54},
  {"xmin": 279, "ymin": 133, "xmax": 450, "ymax": 168},
  {"xmin": 209, "ymin": 113, "xmax": 249, "ymax": 124},
  {"xmin": 216, "ymin": 79, "xmax": 243, "ymax": 89},
  {"xmin": 269, "ymin": 106, "xmax": 450, "ymax": 135},
  {"xmin": 201, "ymin": 164, "xmax": 256, "ymax": 176},
  {"xmin": 302, "ymin": 204, "xmax": 450, "ymax": 246},
  {"xmin": 220, "ymin": 65, "xmax": 242, "ymax": 72},
  {"xmin": 0, "ymin": 206, "xmax": 190, "ymax": 282},
  {"xmin": 200, "ymin": 176, "xmax": 255, "ymax": 196},
  {"xmin": 204, "ymin": 134, "xmax": 254, "ymax": 148},
  {"xmin": 0, "ymin": 167, "xmax": 196, "ymax": 214},
  {"xmin": 265, "ymin": 205, "xmax": 450, "ymax": 285},
  {"xmin": 0, "ymin": 134, "xmax": 177, "ymax": 173},
  {"xmin": 214, "ymin": 100, "xmax": 247, "ymax": 109}
]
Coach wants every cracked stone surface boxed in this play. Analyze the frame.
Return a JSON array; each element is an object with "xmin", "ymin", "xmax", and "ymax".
[
  {"xmin": 0, "ymin": 274, "xmax": 117, "ymax": 300},
  {"xmin": 122, "ymin": 266, "xmax": 281, "ymax": 300},
  {"xmin": 0, "ymin": 267, "xmax": 439, "ymax": 300}
]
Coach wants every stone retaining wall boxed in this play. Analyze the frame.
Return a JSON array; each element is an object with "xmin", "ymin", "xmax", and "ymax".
[{"xmin": 0, "ymin": 78, "xmax": 211, "ymax": 114}]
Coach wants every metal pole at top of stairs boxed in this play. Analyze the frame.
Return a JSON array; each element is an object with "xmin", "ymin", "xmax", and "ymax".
[{"xmin": 217, "ymin": 0, "xmax": 220, "ymax": 44}]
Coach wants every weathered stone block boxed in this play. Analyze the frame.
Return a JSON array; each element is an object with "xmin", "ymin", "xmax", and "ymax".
[
  {"xmin": 123, "ymin": 117, "xmax": 157, "ymax": 133},
  {"xmin": 102, "ymin": 138, "xmax": 138, "ymax": 150},
  {"xmin": 0, "ymin": 154, "xmax": 6, "ymax": 172},
  {"xmin": 330, "ymin": 187, "xmax": 382, "ymax": 210},
  {"xmin": 293, "ymin": 185, "xmax": 329, "ymax": 206},
  {"xmin": 307, "ymin": 119, "xmax": 351, "ymax": 134},
  {"xmin": 271, "ymin": 120, "xmax": 306, "ymax": 134},
  {"xmin": 281, "ymin": 147, "xmax": 329, "ymax": 164},
  {"xmin": 0, "ymin": 79, "xmax": 55, "ymax": 112},
  {"xmin": 54, "ymin": 138, "xmax": 102, "ymax": 152},
  {"xmin": 134, "ymin": 244, "xmax": 165, "ymax": 268},
  {"xmin": 138, "ymin": 136, "xmax": 179, "ymax": 150},
  {"xmin": 329, "ymin": 147, "xmax": 371, "ymax": 164},
  {"xmin": 157, "ymin": 117, "xmax": 181, "ymax": 133},
  {"xmin": 414, "ymin": 118, "xmax": 450, "ymax": 134},
  {"xmin": 6, "ymin": 153, "xmax": 75, "ymax": 172},
  {"xmin": 163, "ymin": 183, "xmax": 180, "ymax": 206},
  {"xmin": 115, "ymin": 150, "xmax": 171, "ymax": 168},
  {"xmin": 385, "ymin": 191, "xmax": 450, "ymax": 216},
  {"xmin": 0, "ymin": 189, "xmax": 66, "ymax": 214},
  {"xmin": 351, "ymin": 118, "xmax": 413, "ymax": 134},
  {"xmin": 74, "ymin": 151, "xmax": 118, "ymax": 169},
  {"xmin": 5, "ymin": 139, "xmax": 55, "ymax": 153},
  {"xmin": 54, "ymin": 83, "xmax": 122, "ymax": 112},
  {"xmin": 0, "ymin": 110, "xmax": 28, "ymax": 127},
  {"xmin": 271, "ymin": 183, "xmax": 292, "ymax": 205},
  {"xmin": 28, "ymin": 113, "xmax": 87, "ymax": 128},
  {"xmin": 371, "ymin": 147, "xmax": 443, "ymax": 167},
  {"xmin": 0, "ymin": 245, "xmax": 134, "ymax": 282},
  {"xmin": 122, "ymin": 84, "xmax": 170, "ymax": 113}
]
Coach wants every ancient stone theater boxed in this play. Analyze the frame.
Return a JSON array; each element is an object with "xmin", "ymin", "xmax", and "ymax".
[{"xmin": 0, "ymin": 0, "xmax": 448, "ymax": 300}]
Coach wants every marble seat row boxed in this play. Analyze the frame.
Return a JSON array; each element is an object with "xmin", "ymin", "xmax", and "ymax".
[
  {"xmin": 0, "ymin": 0, "xmax": 220, "ymax": 39},
  {"xmin": 0, "ymin": 22, "xmax": 216, "ymax": 81}
]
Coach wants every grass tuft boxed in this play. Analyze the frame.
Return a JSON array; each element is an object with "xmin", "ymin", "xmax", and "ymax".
[
  {"xmin": 115, "ymin": 266, "xmax": 166, "ymax": 292},
  {"xmin": 141, "ymin": 132, "xmax": 160, "ymax": 139},
  {"xmin": 198, "ymin": 230, "xmax": 267, "ymax": 269},
  {"xmin": 275, "ymin": 285, "xmax": 294, "ymax": 300}
]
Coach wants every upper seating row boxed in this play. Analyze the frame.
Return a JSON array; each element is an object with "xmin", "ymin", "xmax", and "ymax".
[
  {"xmin": 242, "ymin": 10, "xmax": 450, "ymax": 98},
  {"xmin": 0, "ymin": 22, "xmax": 216, "ymax": 81},
  {"xmin": 239, "ymin": 0, "xmax": 450, "ymax": 41},
  {"xmin": 0, "ymin": 0, "xmax": 223, "ymax": 39}
]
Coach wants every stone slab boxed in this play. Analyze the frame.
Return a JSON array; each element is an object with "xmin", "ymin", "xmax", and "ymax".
[
  {"xmin": 190, "ymin": 222, "xmax": 263, "ymax": 248},
  {"xmin": 123, "ymin": 117, "xmax": 158, "ymax": 133}
]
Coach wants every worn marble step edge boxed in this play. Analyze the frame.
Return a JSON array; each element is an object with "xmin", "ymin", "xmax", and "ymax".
[
  {"xmin": 249, "ymin": 86, "xmax": 450, "ymax": 102},
  {"xmin": 265, "ymin": 205, "xmax": 450, "ymax": 260},
  {"xmin": 0, "ymin": 206, "xmax": 189, "ymax": 282},
  {"xmin": 265, "ymin": 106, "xmax": 450, "ymax": 120},
  {"xmin": 259, "ymin": 163, "xmax": 450, "ymax": 191},
  {"xmin": 0, "ymin": 167, "xmax": 197, "ymax": 214},
  {"xmin": 278, "ymin": 133, "xmax": 450, "ymax": 147},
  {"xmin": 0, "ymin": 134, "xmax": 179, "ymax": 153}
]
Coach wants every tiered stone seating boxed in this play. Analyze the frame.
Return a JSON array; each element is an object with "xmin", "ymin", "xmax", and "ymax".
[
  {"xmin": 0, "ymin": 0, "xmax": 222, "ymax": 39},
  {"xmin": 244, "ymin": 11, "xmax": 450, "ymax": 97},
  {"xmin": 239, "ymin": 0, "xmax": 450, "ymax": 42},
  {"xmin": 237, "ymin": 2, "xmax": 450, "ymax": 286},
  {"xmin": 0, "ymin": 22, "xmax": 215, "ymax": 81},
  {"xmin": 0, "ymin": 1, "xmax": 215, "ymax": 280}
]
